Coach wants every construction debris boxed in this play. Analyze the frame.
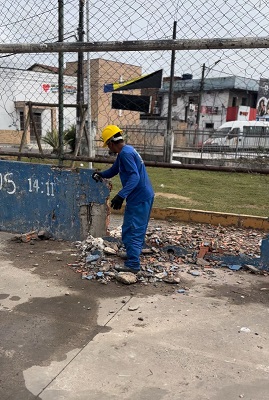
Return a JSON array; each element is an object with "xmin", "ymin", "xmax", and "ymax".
[
  {"xmin": 69, "ymin": 222, "xmax": 268, "ymax": 285},
  {"xmin": 116, "ymin": 272, "xmax": 137, "ymax": 285},
  {"xmin": 12, "ymin": 230, "xmax": 52, "ymax": 243}
]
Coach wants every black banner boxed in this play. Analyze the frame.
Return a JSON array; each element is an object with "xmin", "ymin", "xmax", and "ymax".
[{"xmin": 112, "ymin": 93, "xmax": 151, "ymax": 113}]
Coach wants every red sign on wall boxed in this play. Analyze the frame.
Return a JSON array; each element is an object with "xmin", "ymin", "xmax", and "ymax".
[{"xmin": 200, "ymin": 106, "xmax": 218, "ymax": 114}]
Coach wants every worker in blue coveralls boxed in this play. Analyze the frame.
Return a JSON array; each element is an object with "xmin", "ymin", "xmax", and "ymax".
[{"xmin": 92, "ymin": 125, "xmax": 155, "ymax": 274}]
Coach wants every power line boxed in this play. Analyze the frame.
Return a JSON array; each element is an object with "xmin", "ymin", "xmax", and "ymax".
[{"xmin": 0, "ymin": 6, "xmax": 58, "ymax": 29}]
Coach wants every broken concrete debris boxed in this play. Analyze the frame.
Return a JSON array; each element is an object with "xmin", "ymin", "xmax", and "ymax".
[
  {"xmin": 69, "ymin": 223, "xmax": 268, "ymax": 285},
  {"xmin": 12, "ymin": 230, "xmax": 52, "ymax": 243},
  {"xmin": 116, "ymin": 272, "xmax": 137, "ymax": 285},
  {"xmin": 86, "ymin": 253, "xmax": 101, "ymax": 263}
]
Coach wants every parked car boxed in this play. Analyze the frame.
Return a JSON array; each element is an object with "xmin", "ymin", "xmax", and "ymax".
[{"xmin": 202, "ymin": 121, "xmax": 269, "ymax": 151}]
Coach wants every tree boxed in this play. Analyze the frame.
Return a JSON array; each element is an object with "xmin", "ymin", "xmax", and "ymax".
[{"xmin": 42, "ymin": 125, "xmax": 76, "ymax": 154}]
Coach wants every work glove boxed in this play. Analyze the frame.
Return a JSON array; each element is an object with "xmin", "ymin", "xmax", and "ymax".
[
  {"xmin": 111, "ymin": 194, "xmax": 124, "ymax": 210},
  {"xmin": 92, "ymin": 171, "xmax": 103, "ymax": 182}
]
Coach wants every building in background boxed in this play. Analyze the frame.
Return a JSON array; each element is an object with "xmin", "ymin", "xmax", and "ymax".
[
  {"xmin": 65, "ymin": 58, "xmax": 141, "ymax": 141},
  {"xmin": 27, "ymin": 64, "xmax": 59, "ymax": 75},
  {"xmin": 158, "ymin": 75, "xmax": 258, "ymax": 131},
  {"xmin": 0, "ymin": 59, "xmax": 142, "ymax": 148},
  {"xmin": 0, "ymin": 60, "xmax": 262, "ymax": 154},
  {"xmin": 0, "ymin": 68, "xmax": 77, "ymax": 146}
]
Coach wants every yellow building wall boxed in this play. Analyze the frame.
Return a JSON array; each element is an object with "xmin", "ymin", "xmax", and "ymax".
[
  {"xmin": 95, "ymin": 59, "xmax": 141, "ymax": 135},
  {"xmin": 0, "ymin": 130, "xmax": 30, "ymax": 145},
  {"xmin": 66, "ymin": 58, "xmax": 142, "ymax": 146}
]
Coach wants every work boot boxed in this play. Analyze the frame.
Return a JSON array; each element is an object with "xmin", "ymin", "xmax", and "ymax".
[
  {"xmin": 117, "ymin": 251, "xmax": 128, "ymax": 260},
  {"xmin": 114, "ymin": 265, "xmax": 140, "ymax": 274}
]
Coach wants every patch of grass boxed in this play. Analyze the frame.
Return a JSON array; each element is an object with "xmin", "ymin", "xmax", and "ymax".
[
  {"xmin": 19, "ymin": 157, "xmax": 72, "ymax": 167},
  {"xmin": 94, "ymin": 163, "xmax": 269, "ymax": 217}
]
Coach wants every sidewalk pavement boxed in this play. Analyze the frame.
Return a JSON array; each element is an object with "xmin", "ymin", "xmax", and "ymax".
[
  {"xmin": 1, "ymin": 230, "xmax": 269, "ymax": 400},
  {"xmin": 25, "ymin": 295, "xmax": 269, "ymax": 400}
]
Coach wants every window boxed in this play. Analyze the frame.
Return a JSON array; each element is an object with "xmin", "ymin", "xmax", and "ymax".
[
  {"xmin": 19, "ymin": 111, "xmax": 42, "ymax": 140},
  {"xmin": 205, "ymin": 123, "xmax": 214, "ymax": 129},
  {"xmin": 241, "ymin": 97, "xmax": 247, "ymax": 106},
  {"xmin": 172, "ymin": 94, "xmax": 179, "ymax": 106},
  {"xmin": 189, "ymin": 96, "xmax": 199, "ymax": 105},
  {"xmin": 20, "ymin": 111, "xmax": 24, "ymax": 131},
  {"xmin": 30, "ymin": 113, "xmax": 42, "ymax": 140},
  {"xmin": 232, "ymin": 97, "xmax": 237, "ymax": 107},
  {"xmin": 227, "ymin": 127, "xmax": 240, "ymax": 139},
  {"xmin": 244, "ymin": 126, "xmax": 269, "ymax": 136}
]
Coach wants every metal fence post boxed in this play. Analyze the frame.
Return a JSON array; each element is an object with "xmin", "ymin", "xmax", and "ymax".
[
  {"xmin": 164, "ymin": 21, "xmax": 177, "ymax": 163},
  {"xmin": 58, "ymin": 0, "xmax": 64, "ymax": 166}
]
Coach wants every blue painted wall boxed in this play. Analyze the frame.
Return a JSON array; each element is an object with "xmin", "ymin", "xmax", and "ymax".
[
  {"xmin": 260, "ymin": 236, "xmax": 269, "ymax": 269},
  {"xmin": 0, "ymin": 160, "xmax": 110, "ymax": 241}
]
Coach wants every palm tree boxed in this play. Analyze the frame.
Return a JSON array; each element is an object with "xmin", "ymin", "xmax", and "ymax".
[{"xmin": 42, "ymin": 125, "xmax": 76, "ymax": 154}]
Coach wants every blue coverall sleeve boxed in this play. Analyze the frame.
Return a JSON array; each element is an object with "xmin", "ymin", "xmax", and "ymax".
[
  {"xmin": 118, "ymin": 153, "xmax": 140, "ymax": 199},
  {"xmin": 100, "ymin": 158, "xmax": 119, "ymax": 179}
]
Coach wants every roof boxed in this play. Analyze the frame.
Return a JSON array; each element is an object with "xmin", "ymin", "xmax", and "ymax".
[
  {"xmin": 161, "ymin": 76, "xmax": 259, "ymax": 93},
  {"xmin": 27, "ymin": 63, "xmax": 59, "ymax": 74}
]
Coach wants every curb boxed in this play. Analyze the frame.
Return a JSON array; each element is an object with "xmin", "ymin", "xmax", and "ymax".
[{"xmin": 112, "ymin": 207, "xmax": 269, "ymax": 231}]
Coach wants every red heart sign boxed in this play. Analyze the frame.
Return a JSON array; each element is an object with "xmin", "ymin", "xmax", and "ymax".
[{"xmin": 42, "ymin": 83, "xmax": 51, "ymax": 92}]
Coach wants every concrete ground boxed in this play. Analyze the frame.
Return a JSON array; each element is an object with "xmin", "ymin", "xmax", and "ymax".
[{"xmin": 0, "ymin": 217, "xmax": 269, "ymax": 400}]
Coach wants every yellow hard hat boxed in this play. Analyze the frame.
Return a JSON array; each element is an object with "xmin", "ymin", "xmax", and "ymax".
[{"xmin": 101, "ymin": 125, "xmax": 123, "ymax": 147}]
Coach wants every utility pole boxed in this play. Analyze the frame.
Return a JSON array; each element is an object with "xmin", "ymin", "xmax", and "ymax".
[
  {"xmin": 196, "ymin": 63, "xmax": 206, "ymax": 130},
  {"xmin": 86, "ymin": 0, "xmax": 94, "ymax": 168},
  {"xmin": 163, "ymin": 21, "xmax": 177, "ymax": 163},
  {"xmin": 76, "ymin": 0, "xmax": 85, "ymax": 155}
]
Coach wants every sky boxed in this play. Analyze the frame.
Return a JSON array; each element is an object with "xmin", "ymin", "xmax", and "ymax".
[{"xmin": 0, "ymin": 0, "xmax": 269, "ymax": 81}]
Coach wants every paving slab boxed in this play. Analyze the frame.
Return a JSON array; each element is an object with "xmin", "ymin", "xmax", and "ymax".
[{"xmin": 29, "ymin": 289, "xmax": 269, "ymax": 400}]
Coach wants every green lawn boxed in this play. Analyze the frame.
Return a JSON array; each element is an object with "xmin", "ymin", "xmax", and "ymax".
[{"xmin": 94, "ymin": 163, "xmax": 269, "ymax": 217}]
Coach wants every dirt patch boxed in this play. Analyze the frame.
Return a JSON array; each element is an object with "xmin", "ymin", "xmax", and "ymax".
[
  {"xmin": 205, "ymin": 280, "xmax": 269, "ymax": 306},
  {"xmin": 154, "ymin": 192, "xmax": 197, "ymax": 203}
]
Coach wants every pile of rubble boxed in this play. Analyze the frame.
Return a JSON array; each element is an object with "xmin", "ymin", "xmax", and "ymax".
[{"xmin": 69, "ymin": 222, "xmax": 267, "ymax": 285}]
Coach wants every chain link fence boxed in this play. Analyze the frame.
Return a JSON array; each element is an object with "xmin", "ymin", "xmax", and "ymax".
[{"xmin": 0, "ymin": 0, "xmax": 269, "ymax": 169}]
